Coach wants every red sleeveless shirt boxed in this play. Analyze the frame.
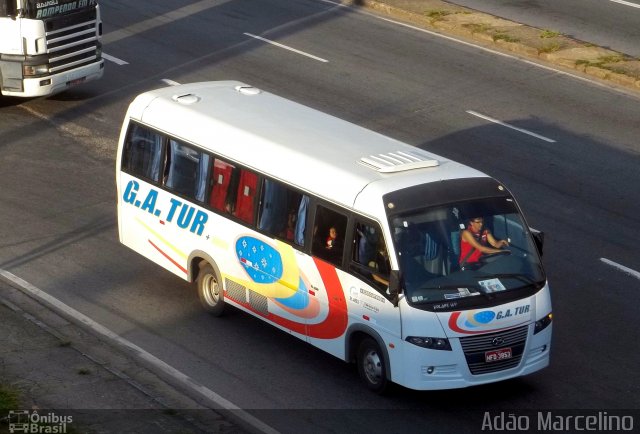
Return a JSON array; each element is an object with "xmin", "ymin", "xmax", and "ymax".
[{"xmin": 459, "ymin": 226, "xmax": 488, "ymax": 264}]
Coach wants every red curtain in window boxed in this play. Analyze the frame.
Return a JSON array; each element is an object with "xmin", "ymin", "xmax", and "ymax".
[
  {"xmin": 210, "ymin": 160, "xmax": 233, "ymax": 211},
  {"xmin": 234, "ymin": 170, "xmax": 258, "ymax": 223}
]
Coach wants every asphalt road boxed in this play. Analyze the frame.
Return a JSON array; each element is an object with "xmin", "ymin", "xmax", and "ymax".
[
  {"xmin": 1, "ymin": 0, "xmax": 639, "ymax": 432},
  {"xmin": 448, "ymin": 0, "xmax": 640, "ymax": 58}
]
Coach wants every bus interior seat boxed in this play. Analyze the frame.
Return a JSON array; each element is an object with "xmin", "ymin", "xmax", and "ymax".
[{"xmin": 423, "ymin": 229, "xmax": 447, "ymax": 276}]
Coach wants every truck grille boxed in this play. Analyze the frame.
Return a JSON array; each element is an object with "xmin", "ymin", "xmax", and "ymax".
[
  {"xmin": 45, "ymin": 9, "xmax": 100, "ymax": 74},
  {"xmin": 459, "ymin": 325, "xmax": 528, "ymax": 375}
]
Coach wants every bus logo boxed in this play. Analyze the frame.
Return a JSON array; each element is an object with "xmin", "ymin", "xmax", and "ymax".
[{"xmin": 492, "ymin": 337, "xmax": 505, "ymax": 346}]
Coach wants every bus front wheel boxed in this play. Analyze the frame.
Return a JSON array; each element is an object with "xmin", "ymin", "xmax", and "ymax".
[
  {"xmin": 357, "ymin": 337, "xmax": 390, "ymax": 394},
  {"xmin": 197, "ymin": 263, "xmax": 225, "ymax": 316}
]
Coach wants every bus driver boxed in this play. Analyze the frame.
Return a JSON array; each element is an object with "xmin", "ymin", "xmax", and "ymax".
[{"xmin": 459, "ymin": 217, "xmax": 509, "ymax": 267}]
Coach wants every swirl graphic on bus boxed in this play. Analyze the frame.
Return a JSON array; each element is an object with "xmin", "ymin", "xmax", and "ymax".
[{"xmin": 235, "ymin": 235, "xmax": 346, "ymax": 338}]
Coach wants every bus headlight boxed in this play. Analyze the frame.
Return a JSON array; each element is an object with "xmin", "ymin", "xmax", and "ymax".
[
  {"xmin": 534, "ymin": 312, "xmax": 553, "ymax": 334},
  {"xmin": 23, "ymin": 64, "xmax": 49, "ymax": 77},
  {"xmin": 406, "ymin": 336, "xmax": 452, "ymax": 351}
]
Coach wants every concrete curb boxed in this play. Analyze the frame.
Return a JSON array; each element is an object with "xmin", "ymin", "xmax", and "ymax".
[{"xmin": 344, "ymin": 0, "xmax": 640, "ymax": 94}]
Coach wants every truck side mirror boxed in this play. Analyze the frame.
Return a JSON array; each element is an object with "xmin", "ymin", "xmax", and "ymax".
[{"xmin": 530, "ymin": 228, "xmax": 544, "ymax": 256}]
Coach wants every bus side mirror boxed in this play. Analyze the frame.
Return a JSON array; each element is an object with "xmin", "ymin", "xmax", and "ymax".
[
  {"xmin": 530, "ymin": 228, "xmax": 544, "ymax": 256},
  {"xmin": 388, "ymin": 270, "xmax": 401, "ymax": 307}
]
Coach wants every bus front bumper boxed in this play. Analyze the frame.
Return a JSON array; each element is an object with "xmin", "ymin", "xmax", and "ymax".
[{"xmin": 393, "ymin": 324, "xmax": 552, "ymax": 391}]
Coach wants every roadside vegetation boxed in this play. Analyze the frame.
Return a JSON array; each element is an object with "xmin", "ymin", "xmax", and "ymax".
[
  {"xmin": 425, "ymin": 9, "xmax": 451, "ymax": 22},
  {"xmin": 377, "ymin": 0, "xmax": 640, "ymax": 89},
  {"xmin": 540, "ymin": 29, "xmax": 561, "ymax": 39},
  {"xmin": 0, "ymin": 384, "xmax": 19, "ymax": 411},
  {"xmin": 576, "ymin": 54, "xmax": 626, "ymax": 67},
  {"xmin": 0, "ymin": 383, "xmax": 20, "ymax": 433},
  {"xmin": 493, "ymin": 33, "xmax": 519, "ymax": 43}
]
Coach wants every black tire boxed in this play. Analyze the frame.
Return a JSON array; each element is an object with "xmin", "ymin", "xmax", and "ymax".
[
  {"xmin": 357, "ymin": 337, "xmax": 390, "ymax": 394},
  {"xmin": 197, "ymin": 263, "xmax": 225, "ymax": 316}
]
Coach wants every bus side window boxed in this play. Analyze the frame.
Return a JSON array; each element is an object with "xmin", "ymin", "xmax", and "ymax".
[
  {"xmin": 351, "ymin": 222, "xmax": 390, "ymax": 290},
  {"xmin": 164, "ymin": 139, "xmax": 210, "ymax": 202},
  {"xmin": 258, "ymin": 179, "xmax": 309, "ymax": 247},
  {"xmin": 209, "ymin": 158, "xmax": 258, "ymax": 224},
  {"xmin": 122, "ymin": 123, "xmax": 164, "ymax": 183},
  {"xmin": 311, "ymin": 205, "xmax": 347, "ymax": 266}
]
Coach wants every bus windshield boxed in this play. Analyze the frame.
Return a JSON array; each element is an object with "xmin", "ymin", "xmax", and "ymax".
[
  {"xmin": 23, "ymin": 0, "xmax": 96, "ymax": 19},
  {"xmin": 390, "ymin": 196, "xmax": 545, "ymax": 308}
]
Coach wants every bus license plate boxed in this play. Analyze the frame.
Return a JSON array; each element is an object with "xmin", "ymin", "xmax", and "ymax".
[
  {"xmin": 485, "ymin": 348, "xmax": 512, "ymax": 363},
  {"xmin": 68, "ymin": 77, "xmax": 86, "ymax": 86}
]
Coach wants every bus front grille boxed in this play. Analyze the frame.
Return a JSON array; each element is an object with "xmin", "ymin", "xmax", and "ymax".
[{"xmin": 459, "ymin": 325, "xmax": 528, "ymax": 375}]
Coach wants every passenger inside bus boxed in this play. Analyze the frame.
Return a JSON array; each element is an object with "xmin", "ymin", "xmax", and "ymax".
[
  {"xmin": 326, "ymin": 226, "xmax": 338, "ymax": 249},
  {"xmin": 312, "ymin": 205, "xmax": 347, "ymax": 265}
]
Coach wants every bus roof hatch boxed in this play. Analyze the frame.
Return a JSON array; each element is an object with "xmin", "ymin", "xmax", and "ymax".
[{"xmin": 359, "ymin": 150, "xmax": 439, "ymax": 173}]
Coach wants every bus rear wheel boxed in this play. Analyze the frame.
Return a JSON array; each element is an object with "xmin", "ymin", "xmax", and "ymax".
[
  {"xmin": 197, "ymin": 263, "xmax": 225, "ymax": 316},
  {"xmin": 357, "ymin": 337, "xmax": 390, "ymax": 394}
]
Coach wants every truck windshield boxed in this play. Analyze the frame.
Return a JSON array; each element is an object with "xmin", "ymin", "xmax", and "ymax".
[
  {"xmin": 23, "ymin": 0, "xmax": 96, "ymax": 19},
  {"xmin": 390, "ymin": 196, "xmax": 545, "ymax": 308}
]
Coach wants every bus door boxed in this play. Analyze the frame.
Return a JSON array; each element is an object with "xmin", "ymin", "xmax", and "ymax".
[{"xmin": 344, "ymin": 218, "xmax": 401, "ymax": 344}]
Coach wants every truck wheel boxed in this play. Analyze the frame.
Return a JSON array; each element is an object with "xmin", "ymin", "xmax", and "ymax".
[
  {"xmin": 357, "ymin": 337, "xmax": 390, "ymax": 394},
  {"xmin": 197, "ymin": 263, "xmax": 225, "ymax": 316}
]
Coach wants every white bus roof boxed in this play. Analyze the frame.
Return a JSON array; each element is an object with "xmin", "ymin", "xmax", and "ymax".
[{"xmin": 127, "ymin": 81, "xmax": 486, "ymax": 210}]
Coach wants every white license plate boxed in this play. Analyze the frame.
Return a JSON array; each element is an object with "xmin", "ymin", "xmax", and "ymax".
[{"xmin": 485, "ymin": 347, "xmax": 512, "ymax": 363}]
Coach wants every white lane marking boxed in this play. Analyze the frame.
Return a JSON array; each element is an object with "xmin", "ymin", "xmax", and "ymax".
[
  {"xmin": 161, "ymin": 79, "xmax": 181, "ymax": 86},
  {"xmin": 466, "ymin": 110, "xmax": 556, "ymax": 142},
  {"xmin": 243, "ymin": 32, "xmax": 329, "ymax": 63},
  {"xmin": 0, "ymin": 269, "xmax": 279, "ymax": 434},
  {"xmin": 600, "ymin": 258, "xmax": 640, "ymax": 280},
  {"xmin": 318, "ymin": 0, "xmax": 639, "ymax": 98},
  {"xmin": 609, "ymin": 0, "xmax": 640, "ymax": 9},
  {"xmin": 102, "ymin": 53, "xmax": 129, "ymax": 65}
]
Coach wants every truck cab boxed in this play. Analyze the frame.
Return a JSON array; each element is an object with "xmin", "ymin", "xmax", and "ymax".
[{"xmin": 0, "ymin": 0, "xmax": 103, "ymax": 97}]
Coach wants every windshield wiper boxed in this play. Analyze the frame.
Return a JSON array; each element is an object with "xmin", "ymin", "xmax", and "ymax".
[{"xmin": 417, "ymin": 284, "xmax": 471, "ymax": 290}]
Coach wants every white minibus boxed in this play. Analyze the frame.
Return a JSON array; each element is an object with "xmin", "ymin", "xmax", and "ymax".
[{"xmin": 116, "ymin": 81, "xmax": 552, "ymax": 392}]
